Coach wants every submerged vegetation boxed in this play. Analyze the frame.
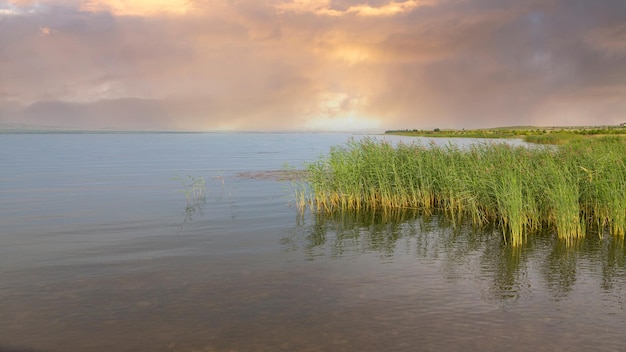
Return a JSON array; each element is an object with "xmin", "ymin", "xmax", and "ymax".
[
  {"xmin": 173, "ymin": 174, "xmax": 207, "ymax": 204},
  {"xmin": 297, "ymin": 137, "xmax": 626, "ymax": 246},
  {"xmin": 173, "ymin": 174, "xmax": 207, "ymax": 234}
]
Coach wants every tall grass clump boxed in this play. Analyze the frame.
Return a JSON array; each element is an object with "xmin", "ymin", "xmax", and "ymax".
[
  {"xmin": 298, "ymin": 137, "xmax": 626, "ymax": 245},
  {"xmin": 565, "ymin": 137, "xmax": 626, "ymax": 237}
]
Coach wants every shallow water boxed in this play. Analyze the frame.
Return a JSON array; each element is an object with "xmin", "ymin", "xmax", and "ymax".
[{"xmin": 1, "ymin": 133, "xmax": 625, "ymax": 352}]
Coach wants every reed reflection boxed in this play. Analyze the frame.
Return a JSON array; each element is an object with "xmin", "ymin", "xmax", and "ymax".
[
  {"xmin": 542, "ymin": 239, "xmax": 581, "ymax": 299},
  {"xmin": 601, "ymin": 236, "xmax": 626, "ymax": 291},
  {"xmin": 292, "ymin": 209, "xmax": 422, "ymax": 259},
  {"xmin": 287, "ymin": 210, "xmax": 626, "ymax": 303}
]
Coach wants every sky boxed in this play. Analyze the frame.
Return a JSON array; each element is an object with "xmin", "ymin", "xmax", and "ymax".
[{"xmin": 1, "ymin": 0, "xmax": 625, "ymax": 131}]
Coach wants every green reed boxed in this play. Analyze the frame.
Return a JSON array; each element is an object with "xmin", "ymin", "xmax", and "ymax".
[
  {"xmin": 172, "ymin": 174, "xmax": 207, "ymax": 204},
  {"xmin": 298, "ymin": 137, "xmax": 626, "ymax": 245},
  {"xmin": 523, "ymin": 133, "xmax": 581, "ymax": 145}
]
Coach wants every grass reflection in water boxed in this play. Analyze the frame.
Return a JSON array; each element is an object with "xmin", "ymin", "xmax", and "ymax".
[{"xmin": 286, "ymin": 209, "xmax": 626, "ymax": 304}]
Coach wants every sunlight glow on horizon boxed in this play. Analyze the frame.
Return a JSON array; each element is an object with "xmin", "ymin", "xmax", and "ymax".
[{"xmin": 305, "ymin": 115, "xmax": 380, "ymax": 131}]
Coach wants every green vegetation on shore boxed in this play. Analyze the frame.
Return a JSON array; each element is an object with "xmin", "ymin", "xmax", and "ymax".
[
  {"xmin": 297, "ymin": 137, "xmax": 626, "ymax": 246},
  {"xmin": 386, "ymin": 125, "xmax": 626, "ymax": 144}
]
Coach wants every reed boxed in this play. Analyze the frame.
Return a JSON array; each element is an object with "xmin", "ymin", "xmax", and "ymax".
[
  {"xmin": 172, "ymin": 174, "xmax": 207, "ymax": 204},
  {"xmin": 298, "ymin": 137, "xmax": 626, "ymax": 245},
  {"xmin": 523, "ymin": 133, "xmax": 581, "ymax": 145}
]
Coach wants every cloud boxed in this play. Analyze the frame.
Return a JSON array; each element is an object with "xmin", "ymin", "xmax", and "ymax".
[
  {"xmin": 79, "ymin": 0, "xmax": 196, "ymax": 16},
  {"xmin": 6, "ymin": 0, "xmax": 39, "ymax": 4},
  {"xmin": 345, "ymin": 0, "xmax": 426, "ymax": 17},
  {"xmin": 1, "ymin": 0, "xmax": 626, "ymax": 131},
  {"xmin": 0, "ymin": 8, "xmax": 19, "ymax": 16},
  {"xmin": 0, "ymin": 0, "xmax": 38, "ymax": 16},
  {"xmin": 585, "ymin": 23, "xmax": 626, "ymax": 57},
  {"xmin": 39, "ymin": 26, "xmax": 52, "ymax": 35},
  {"xmin": 275, "ymin": 0, "xmax": 428, "ymax": 17}
]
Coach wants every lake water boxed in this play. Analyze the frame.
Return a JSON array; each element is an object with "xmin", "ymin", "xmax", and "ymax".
[{"xmin": 1, "ymin": 133, "xmax": 625, "ymax": 352}]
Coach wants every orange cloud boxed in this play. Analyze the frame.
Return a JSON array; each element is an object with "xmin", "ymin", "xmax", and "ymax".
[
  {"xmin": 347, "ymin": 0, "xmax": 423, "ymax": 16},
  {"xmin": 39, "ymin": 26, "xmax": 52, "ymax": 35},
  {"xmin": 6, "ymin": 0, "xmax": 38, "ymax": 5},
  {"xmin": 276, "ymin": 0, "xmax": 427, "ymax": 17},
  {"xmin": 80, "ymin": 0, "xmax": 195, "ymax": 16}
]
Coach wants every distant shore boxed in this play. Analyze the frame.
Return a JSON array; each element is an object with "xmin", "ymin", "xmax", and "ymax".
[{"xmin": 385, "ymin": 125, "xmax": 626, "ymax": 144}]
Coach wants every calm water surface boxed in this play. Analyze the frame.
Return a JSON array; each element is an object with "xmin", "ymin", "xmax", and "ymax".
[{"xmin": 1, "ymin": 133, "xmax": 625, "ymax": 352}]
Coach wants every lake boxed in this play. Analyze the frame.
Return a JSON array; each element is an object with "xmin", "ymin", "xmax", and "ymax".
[{"xmin": 1, "ymin": 133, "xmax": 625, "ymax": 352}]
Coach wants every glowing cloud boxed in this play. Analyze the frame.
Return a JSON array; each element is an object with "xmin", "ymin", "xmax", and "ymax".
[
  {"xmin": 7, "ymin": 0, "xmax": 38, "ymax": 4},
  {"xmin": 330, "ymin": 45, "xmax": 373, "ymax": 64},
  {"xmin": 303, "ymin": 92, "xmax": 377, "ymax": 130},
  {"xmin": 80, "ymin": 0, "xmax": 194, "ymax": 16},
  {"xmin": 0, "ymin": 8, "xmax": 19, "ymax": 16},
  {"xmin": 39, "ymin": 26, "xmax": 51, "ymax": 35},
  {"xmin": 347, "ymin": 0, "xmax": 422, "ymax": 16},
  {"xmin": 1, "ymin": 0, "xmax": 41, "ymax": 16},
  {"xmin": 276, "ymin": 0, "xmax": 424, "ymax": 17}
]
